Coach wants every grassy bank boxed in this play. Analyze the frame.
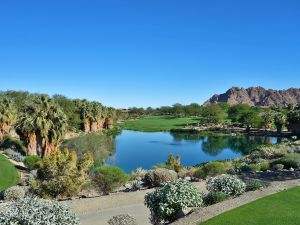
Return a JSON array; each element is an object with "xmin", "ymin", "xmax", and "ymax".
[
  {"xmin": 0, "ymin": 154, "xmax": 19, "ymax": 191},
  {"xmin": 202, "ymin": 187, "xmax": 300, "ymax": 225},
  {"xmin": 121, "ymin": 115, "xmax": 200, "ymax": 132}
]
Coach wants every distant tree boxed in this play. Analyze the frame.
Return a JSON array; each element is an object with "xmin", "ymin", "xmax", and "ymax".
[
  {"xmin": 53, "ymin": 95, "xmax": 81, "ymax": 131},
  {"xmin": 238, "ymin": 110, "xmax": 261, "ymax": 131},
  {"xmin": 287, "ymin": 109, "xmax": 300, "ymax": 134},
  {"xmin": 227, "ymin": 104, "xmax": 252, "ymax": 123},
  {"xmin": 200, "ymin": 104, "xmax": 226, "ymax": 124},
  {"xmin": 274, "ymin": 112, "xmax": 286, "ymax": 133},
  {"xmin": 262, "ymin": 110, "xmax": 274, "ymax": 130}
]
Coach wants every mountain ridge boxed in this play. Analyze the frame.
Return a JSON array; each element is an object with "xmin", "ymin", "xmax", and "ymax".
[{"xmin": 205, "ymin": 86, "xmax": 300, "ymax": 106}]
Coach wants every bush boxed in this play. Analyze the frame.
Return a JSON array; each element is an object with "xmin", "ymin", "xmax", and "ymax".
[
  {"xmin": 23, "ymin": 155, "xmax": 41, "ymax": 170},
  {"xmin": 144, "ymin": 179, "xmax": 203, "ymax": 224},
  {"xmin": 130, "ymin": 167, "xmax": 147, "ymax": 181},
  {"xmin": 194, "ymin": 161, "xmax": 228, "ymax": 179},
  {"xmin": 0, "ymin": 196, "xmax": 79, "ymax": 224},
  {"xmin": 273, "ymin": 154, "xmax": 300, "ymax": 169},
  {"xmin": 93, "ymin": 166, "xmax": 128, "ymax": 195},
  {"xmin": 273, "ymin": 163, "xmax": 284, "ymax": 171},
  {"xmin": 3, "ymin": 186, "xmax": 25, "ymax": 201},
  {"xmin": 260, "ymin": 161, "xmax": 270, "ymax": 171},
  {"xmin": 108, "ymin": 214, "xmax": 138, "ymax": 225},
  {"xmin": 144, "ymin": 168, "xmax": 177, "ymax": 187},
  {"xmin": 248, "ymin": 163, "xmax": 261, "ymax": 172},
  {"xmin": 3, "ymin": 148, "xmax": 24, "ymax": 162},
  {"xmin": 31, "ymin": 149, "xmax": 93, "ymax": 199},
  {"xmin": 207, "ymin": 175, "xmax": 246, "ymax": 197},
  {"xmin": 203, "ymin": 191, "xmax": 228, "ymax": 206},
  {"xmin": 166, "ymin": 153, "xmax": 182, "ymax": 172},
  {"xmin": 245, "ymin": 180, "xmax": 263, "ymax": 191}
]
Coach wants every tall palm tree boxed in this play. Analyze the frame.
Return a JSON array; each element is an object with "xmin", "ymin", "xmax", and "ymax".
[
  {"xmin": 0, "ymin": 97, "xmax": 17, "ymax": 141},
  {"xmin": 90, "ymin": 102, "xmax": 103, "ymax": 132},
  {"xmin": 104, "ymin": 107, "xmax": 116, "ymax": 129},
  {"xmin": 17, "ymin": 95, "xmax": 67, "ymax": 157}
]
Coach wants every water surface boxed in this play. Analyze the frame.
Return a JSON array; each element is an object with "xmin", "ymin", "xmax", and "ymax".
[{"xmin": 107, "ymin": 130, "xmax": 282, "ymax": 172}]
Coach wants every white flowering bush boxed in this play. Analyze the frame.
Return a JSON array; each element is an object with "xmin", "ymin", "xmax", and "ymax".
[
  {"xmin": 0, "ymin": 196, "xmax": 80, "ymax": 225},
  {"xmin": 144, "ymin": 179, "xmax": 203, "ymax": 223},
  {"xmin": 207, "ymin": 175, "xmax": 246, "ymax": 197},
  {"xmin": 3, "ymin": 186, "xmax": 25, "ymax": 201}
]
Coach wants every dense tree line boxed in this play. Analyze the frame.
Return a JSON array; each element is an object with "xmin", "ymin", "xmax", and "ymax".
[
  {"xmin": 0, "ymin": 90, "xmax": 118, "ymax": 158},
  {"xmin": 125, "ymin": 103, "xmax": 300, "ymax": 134}
]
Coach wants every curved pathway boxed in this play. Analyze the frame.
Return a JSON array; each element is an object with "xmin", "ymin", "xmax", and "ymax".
[{"xmin": 67, "ymin": 182, "xmax": 206, "ymax": 225}]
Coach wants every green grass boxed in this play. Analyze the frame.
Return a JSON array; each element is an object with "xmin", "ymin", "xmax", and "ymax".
[
  {"xmin": 201, "ymin": 187, "xmax": 300, "ymax": 225},
  {"xmin": 0, "ymin": 154, "xmax": 19, "ymax": 191},
  {"xmin": 121, "ymin": 116, "xmax": 200, "ymax": 132}
]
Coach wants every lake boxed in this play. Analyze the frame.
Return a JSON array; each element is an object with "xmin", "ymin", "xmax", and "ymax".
[{"xmin": 106, "ymin": 130, "xmax": 283, "ymax": 172}]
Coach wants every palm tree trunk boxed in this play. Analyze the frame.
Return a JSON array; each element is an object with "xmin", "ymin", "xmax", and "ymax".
[{"xmin": 27, "ymin": 132, "xmax": 38, "ymax": 156}]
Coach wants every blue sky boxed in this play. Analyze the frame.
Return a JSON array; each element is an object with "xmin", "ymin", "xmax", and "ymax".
[{"xmin": 0, "ymin": 0, "xmax": 299, "ymax": 108}]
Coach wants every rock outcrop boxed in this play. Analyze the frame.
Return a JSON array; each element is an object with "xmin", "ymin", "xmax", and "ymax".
[{"xmin": 205, "ymin": 87, "xmax": 300, "ymax": 106}]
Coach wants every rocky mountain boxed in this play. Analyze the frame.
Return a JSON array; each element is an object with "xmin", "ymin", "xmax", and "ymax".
[{"xmin": 205, "ymin": 87, "xmax": 300, "ymax": 106}]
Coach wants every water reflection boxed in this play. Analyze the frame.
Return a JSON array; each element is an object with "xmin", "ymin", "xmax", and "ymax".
[
  {"xmin": 61, "ymin": 133, "xmax": 116, "ymax": 166},
  {"xmin": 170, "ymin": 131, "xmax": 278, "ymax": 156}
]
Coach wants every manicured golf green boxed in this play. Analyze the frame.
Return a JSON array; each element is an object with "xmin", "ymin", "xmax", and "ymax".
[
  {"xmin": 0, "ymin": 154, "xmax": 19, "ymax": 191},
  {"xmin": 201, "ymin": 187, "xmax": 300, "ymax": 225},
  {"xmin": 122, "ymin": 115, "xmax": 199, "ymax": 132}
]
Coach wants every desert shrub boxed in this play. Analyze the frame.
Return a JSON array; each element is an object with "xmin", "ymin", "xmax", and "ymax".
[
  {"xmin": 108, "ymin": 214, "xmax": 138, "ymax": 225},
  {"xmin": 273, "ymin": 163, "xmax": 284, "ymax": 171},
  {"xmin": 194, "ymin": 161, "xmax": 228, "ymax": 179},
  {"xmin": 0, "ymin": 196, "xmax": 79, "ymax": 224},
  {"xmin": 166, "ymin": 153, "xmax": 182, "ymax": 172},
  {"xmin": 31, "ymin": 149, "xmax": 93, "ymax": 199},
  {"xmin": 144, "ymin": 179, "xmax": 203, "ymax": 224},
  {"xmin": 23, "ymin": 155, "xmax": 41, "ymax": 170},
  {"xmin": 207, "ymin": 175, "xmax": 246, "ymax": 197},
  {"xmin": 93, "ymin": 166, "xmax": 128, "ymax": 195},
  {"xmin": 260, "ymin": 161, "xmax": 270, "ymax": 171},
  {"xmin": 273, "ymin": 154, "xmax": 300, "ymax": 169},
  {"xmin": 144, "ymin": 168, "xmax": 177, "ymax": 187},
  {"xmin": 130, "ymin": 167, "xmax": 147, "ymax": 181},
  {"xmin": 248, "ymin": 163, "xmax": 261, "ymax": 172},
  {"xmin": 3, "ymin": 186, "xmax": 25, "ymax": 201},
  {"xmin": 203, "ymin": 191, "xmax": 228, "ymax": 206},
  {"xmin": 3, "ymin": 148, "xmax": 24, "ymax": 162},
  {"xmin": 245, "ymin": 180, "xmax": 263, "ymax": 191}
]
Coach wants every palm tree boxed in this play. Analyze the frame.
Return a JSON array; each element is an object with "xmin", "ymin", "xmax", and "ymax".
[
  {"xmin": 0, "ymin": 97, "xmax": 17, "ymax": 141},
  {"xmin": 274, "ymin": 112, "xmax": 286, "ymax": 133},
  {"xmin": 104, "ymin": 108, "xmax": 116, "ymax": 129},
  {"xmin": 90, "ymin": 102, "xmax": 103, "ymax": 132},
  {"xmin": 17, "ymin": 95, "xmax": 67, "ymax": 157}
]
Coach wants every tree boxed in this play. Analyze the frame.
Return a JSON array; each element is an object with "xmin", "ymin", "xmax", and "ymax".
[
  {"xmin": 227, "ymin": 104, "xmax": 252, "ymax": 123},
  {"xmin": 16, "ymin": 95, "xmax": 68, "ymax": 157},
  {"xmin": 262, "ymin": 111, "xmax": 274, "ymax": 130},
  {"xmin": 0, "ymin": 97, "xmax": 17, "ymax": 141},
  {"xmin": 239, "ymin": 110, "xmax": 261, "ymax": 131},
  {"xmin": 52, "ymin": 95, "xmax": 81, "ymax": 131},
  {"xmin": 200, "ymin": 104, "xmax": 226, "ymax": 124},
  {"xmin": 287, "ymin": 109, "xmax": 300, "ymax": 134},
  {"xmin": 274, "ymin": 112, "xmax": 286, "ymax": 133}
]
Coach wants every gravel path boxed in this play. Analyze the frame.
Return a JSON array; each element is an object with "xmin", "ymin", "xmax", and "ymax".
[{"xmin": 67, "ymin": 182, "xmax": 206, "ymax": 225}]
